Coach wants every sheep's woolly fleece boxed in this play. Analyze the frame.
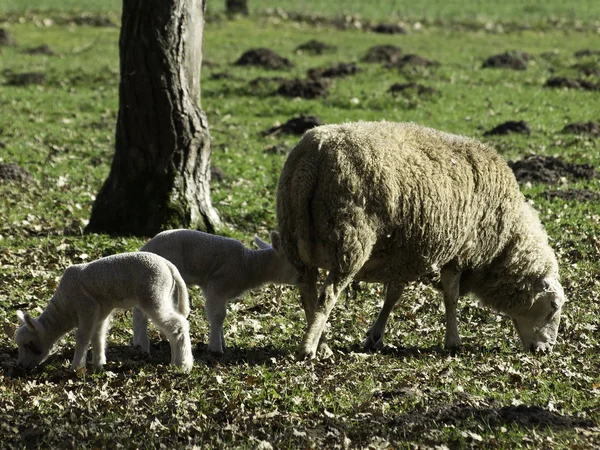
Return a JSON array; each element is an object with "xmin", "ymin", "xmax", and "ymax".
[{"xmin": 276, "ymin": 121, "xmax": 558, "ymax": 314}]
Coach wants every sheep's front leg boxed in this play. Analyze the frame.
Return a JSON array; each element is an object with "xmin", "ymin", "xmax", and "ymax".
[
  {"xmin": 364, "ymin": 281, "xmax": 406, "ymax": 351},
  {"xmin": 132, "ymin": 306, "xmax": 150, "ymax": 353},
  {"xmin": 441, "ymin": 267, "xmax": 462, "ymax": 351},
  {"xmin": 72, "ymin": 324, "xmax": 95, "ymax": 371},
  {"xmin": 204, "ymin": 295, "xmax": 227, "ymax": 357},
  {"xmin": 91, "ymin": 315, "xmax": 111, "ymax": 369}
]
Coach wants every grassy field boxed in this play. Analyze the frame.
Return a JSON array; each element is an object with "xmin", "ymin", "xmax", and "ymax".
[{"xmin": 1, "ymin": 2, "xmax": 599, "ymax": 449}]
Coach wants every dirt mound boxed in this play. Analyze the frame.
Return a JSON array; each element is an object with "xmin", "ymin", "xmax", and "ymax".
[
  {"xmin": 574, "ymin": 49, "xmax": 600, "ymax": 58},
  {"xmin": 0, "ymin": 28, "xmax": 16, "ymax": 46},
  {"xmin": 22, "ymin": 44, "xmax": 56, "ymax": 56},
  {"xmin": 545, "ymin": 77, "xmax": 599, "ymax": 91},
  {"xmin": 571, "ymin": 61, "xmax": 600, "ymax": 76},
  {"xmin": 543, "ymin": 189, "xmax": 600, "ymax": 202},
  {"xmin": 295, "ymin": 40, "xmax": 336, "ymax": 55},
  {"xmin": 562, "ymin": 121, "xmax": 600, "ymax": 136},
  {"xmin": 70, "ymin": 13, "xmax": 116, "ymax": 27},
  {"xmin": 388, "ymin": 82, "xmax": 437, "ymax": 96},
  {"xmin": 370, "ymin": 23, "xmax": 408, "ymax": 34},
  {"xmin": 387, "ymin": 54, "xmax": 439, "ymax": 69},
  {"xmin": 362, "ymin": 45, "xmax": 403, "ymax": 64},
  {"xmin": 262, "ymin": 115, "xmax": 324, "ymax": 136},
  {"xmin": 210, "ymin": 166, "xmax": 226, "ymax": 182},
  {"xmin": 248, "ymin": 76, "xmax": 288, "ymax": 88},
  {"xmin": 307, "ymin": 62, "xmax": 361, "ymax": 79},
  {"xmin": 5, "ymin": 72, "xmax": 46, "ymax": 86},
  {"xmin": 276, "ymin": 78, "xmax": 329, "ymax": 99},
  {"xmin": 483, "ymin": 120, "xmax": 531, "ymax": 136},
  {"xmin": 482, "ymin": 51, "xmax": 530, "ymax": 70},
  {"xmin": 0, "ymin": 163, "xmax": 34, "ymax": 184},
  {"xmin": 234, "ymin": 48, "xmax": 293, "ymax": 70},
  {"xmin": 508, "ymin": 155, "xmax": 596, "ymax": 184}
]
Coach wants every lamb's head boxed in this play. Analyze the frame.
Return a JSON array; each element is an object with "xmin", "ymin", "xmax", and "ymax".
[
  {"xmin": 254, "ymin": 231, "xmax": 298, "ymax": 285},
  {"xmin": 510, "ymin": 276, "xmax": 565, "ymax": 353},
  {"xmin": 16, "ymin": 310, "xmax": 52, "ymax": 369}
]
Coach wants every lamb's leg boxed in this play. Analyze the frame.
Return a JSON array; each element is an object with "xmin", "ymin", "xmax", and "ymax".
[
  {"xmin": 204, "ymin": 294, "xmax": 227, "ymax": 357},
  {"xmin": 147, "ymin": 308, "xmax": 194, "ymax": 373},
  {"xmin": 132, "ymin": 306, "xmax": 150, "ymax": 353},
  {"xmin": 441, "ymin": 266, "xmax": 462, "ymax": 351},
  {"xmin": 298, "ymin": 267, "xmax": 332, "ymax": 357},
  {"xmin": 91, "ymin": 314, "xmax": 111, "ymax": 369},
  {"xmin": 72, "ymin": 320, "xmax": 96, "ymax": 370},
  {"xmin": 363, "ymin": 281, "xmax": 406, "ymax": 351}
]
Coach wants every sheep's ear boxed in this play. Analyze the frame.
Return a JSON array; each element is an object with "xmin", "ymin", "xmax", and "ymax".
[
  {"xmin": 270, "ymin": 231, "xmax": 281, "ymax": 251},
  {"xmin": 17, "ymin": 310, "xmax": 40, "ymax": 333},
  {"xmin": 254, "ymin": 234, "xmax": 271, "ymax": 250}
]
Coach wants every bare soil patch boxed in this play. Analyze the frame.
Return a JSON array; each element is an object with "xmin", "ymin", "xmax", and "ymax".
[
  {"xmin": 234, "ymin": 48, "xmax": 293, "ymax": 70},
  {"xmin": 262, "ymin": 115, "xmax": 324, "ymax": 136},
  {"xmin": 0, "ymin": 163, "xmax": 34, "ymax": 184},
  {"xmin": 295, "ymin": 40, "xmax": 337, "ymax": 55},
  {"xmin": 508, "ymin": 155, "xmax": 596, "ymax": 184},
  {"xmin": 307, "ymin": 62, "xmax": 361, "ymax": 79},
  {"xmin": 482, "ymin": 51, "xmax": 530, "ymax": 70},
  {"xmin": 562, "ymin": 121, "xmax": 600, "ymax": 136},
  {"xmin": 276, "ymin": 78, "xmax": 329, "ymax": 99},
  {"xmin": 387, "ymin": 54, "xmax": 439, "ymax": 69},
  {"xmin": 388, "ymin": 82, "xmax": 437, "ymax": 96},
  {"xmin": 543, "ymin": 189, "xmax": 600, "ymax": 202},
  {"xmin": 483, "ymin": 120, "xmax": 531, "ymax": 136},
  {"xmin": 370, "ymin": 23, "xmax": 408, "ymax": 34},
  {"xmin": 545, "ymin": 77, "xmax": 599, "ymax": 91},
  {"xmin": 0, "ymin": 28, "xmax": 16, "ymax": 46},
  {"xmin": 574, "ymin": 49, "xmax": 600, "ymax": 58},
  {"xmin": 571, "ymin": 61, "xmax": 600, "ymax": 76},
  {"xmin": 22, "ymin": 44, "xmax": 56, "ymax": 56},
  {"xmin": 5, "ymin": 71, "xmax": 46, "ymax": 86},
  {"xmin": 362, "ymin": 45, "xmax": 403, "ymax": 64}
]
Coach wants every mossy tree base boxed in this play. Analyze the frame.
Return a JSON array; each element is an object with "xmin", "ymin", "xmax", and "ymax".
[{"xmin": 86, "ymin": 0, "xmax": 219, "ymax": 237}]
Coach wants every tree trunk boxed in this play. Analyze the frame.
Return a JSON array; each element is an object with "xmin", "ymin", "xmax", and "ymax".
[
  {"xmin": 226, "ymin": 0, "xmax": 249, "ymax": 16},
  {"xmin": 86, "ymin": 0, "xmax": 220, "ymax": 237}
]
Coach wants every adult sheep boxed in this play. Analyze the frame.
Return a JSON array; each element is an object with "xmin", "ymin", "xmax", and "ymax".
[{"xmin": 276, "ymin": 121, "xmax": 565, "ymax": 359}]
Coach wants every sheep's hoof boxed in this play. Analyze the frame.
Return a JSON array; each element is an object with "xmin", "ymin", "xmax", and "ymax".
[
  {"xmin": 444, "ymin": 343, "xmax": 462, "ymax": 356},
  {"xmin": 317, "ymin": 342, "xmax": 333, "ymax": 359},
  {"xmin": 208, "ymin": 348, "xmax": 224, "ymax": 358},
  {"xmin": 295, "ymin": 345, "xmax": 316, "ymax": 360},
  {"xmin": 363, "ymin": 334, "xmax": 384, "ymax": 352}
]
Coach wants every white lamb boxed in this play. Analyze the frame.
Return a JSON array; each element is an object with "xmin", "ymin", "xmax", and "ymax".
[
  {"xmin": 133, "ymin": 229, "xmax": 297, "ymax": 356},
  {"xmin": 16, "ymin": 252, "xmax": 194, "ymax": 373},
  {"xmin": 276, "ymin": 121, "xmax": 566, "ymax": 358}
]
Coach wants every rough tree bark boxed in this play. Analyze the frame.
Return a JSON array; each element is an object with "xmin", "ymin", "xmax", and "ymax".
[
  {"xmin": 86, "ymin": 0, "xmax": 220, "ymax": 237},
  {"xmin": 226, "ymin": 0, "xmax": 249, "ymax": 16}
]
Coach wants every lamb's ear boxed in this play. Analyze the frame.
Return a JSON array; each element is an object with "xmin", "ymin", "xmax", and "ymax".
[
  {"xmin": 17, "ymin": 310, "xmax": 40, "ymax": 333},
  {"xmin": 254, "ymin": 234, "xmax": 272, "ymax": 250},
  {"xmin": 270, "ymin": 231, "xmax": 281, "ymax": 251}
]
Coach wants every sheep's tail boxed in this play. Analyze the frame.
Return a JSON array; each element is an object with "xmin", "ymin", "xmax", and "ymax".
[
  {"xmin": 277, "ymin": 132, "xmax": 320, "ymax": 268},
  {"xmin": 166, "ymin": 261, "xmax": 190, "ymax": 318}
]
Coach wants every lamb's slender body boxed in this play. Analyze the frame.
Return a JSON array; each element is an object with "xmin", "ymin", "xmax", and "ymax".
[
  {"xmin": 276, "ymin": 121, "xmax": 565, "ymax": 358},
  {"xmin": 133, "ymin": 229, "xmax": 296, "ymax": 356},
  {"xmin": 16, "ymin": 252, "xmax": 193, "ymax": 372}
]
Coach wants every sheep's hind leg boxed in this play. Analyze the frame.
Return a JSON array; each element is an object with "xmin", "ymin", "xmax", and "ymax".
[
  {"xmin": 441, "ymin": 266, "xmax": 462, "ymax": 352},
  {"xmin": 147, "ymin": 308, "xmax": 194, "ymax": 373},
  {"xmin": 298, "ymin": 267, "xmax": 332, "ymax": 358},
  {"xmin": 132, "ymin": 306, "xmax": 150, "ymax": 353},
  {"xmin": 363, "ymin": 281, "xmax": 405, "ymax": 351}
]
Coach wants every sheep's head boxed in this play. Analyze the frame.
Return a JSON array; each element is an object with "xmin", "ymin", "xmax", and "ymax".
[
  {"xmin": 16, "ymin": 310, "xmax": 52, "ymax": 369},
  {"xmin": 254, "ymin": 231, "xmax": 298, "ymax": 285},
  {"xmin": 510, "ymin": 276, "xmax": 565, "ymax": 353}
]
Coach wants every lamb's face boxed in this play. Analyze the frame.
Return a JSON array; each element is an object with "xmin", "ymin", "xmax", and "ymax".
[
  {"xmin": 510, "ymin": 277, "xmax": 565, "ymax": 352},
  {"xmin": 16, "ymin": 311, "xmax": 52, "ymax": 369}
]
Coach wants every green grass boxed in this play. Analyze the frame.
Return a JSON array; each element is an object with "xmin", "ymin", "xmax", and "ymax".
[{"xmin": 1, "ymin": 3, "xmax": 600, "ymax": 449}]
